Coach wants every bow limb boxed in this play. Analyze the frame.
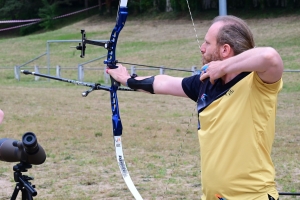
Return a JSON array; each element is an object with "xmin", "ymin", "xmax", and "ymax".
[{"xmin": 105, "ymin": 1, "xmax": 143, "ymax": 199}]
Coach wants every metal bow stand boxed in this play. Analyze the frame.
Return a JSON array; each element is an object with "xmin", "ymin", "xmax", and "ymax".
[{"xmin": 11, "ymin": 162, "xmax": 37, "ymax": 200}]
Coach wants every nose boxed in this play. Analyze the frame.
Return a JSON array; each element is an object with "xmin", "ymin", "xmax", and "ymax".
[{"xmin": 200, "ymin": 42, "xmax": 205, "ymax": 54}]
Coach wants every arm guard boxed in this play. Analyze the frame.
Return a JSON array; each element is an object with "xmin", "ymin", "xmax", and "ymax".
[{"xmin": 127, "ymin": 76, "xmax": 155, "ymax": 94}]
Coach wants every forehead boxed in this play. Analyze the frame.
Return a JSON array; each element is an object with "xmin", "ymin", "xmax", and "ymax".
[{"xmin": 205, "ymin": 21, "xmax": 224, "ymax": 43}]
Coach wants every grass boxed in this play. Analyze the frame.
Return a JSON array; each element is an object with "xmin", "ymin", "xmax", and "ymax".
[{"xmin": 0, "ymin": 14, "xmax": 300, "ymax": 199}]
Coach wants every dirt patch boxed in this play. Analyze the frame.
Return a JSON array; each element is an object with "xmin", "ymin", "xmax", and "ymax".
[{"xmin": 0, "ymin": 179, "xmax": 13, "ymax": 199}]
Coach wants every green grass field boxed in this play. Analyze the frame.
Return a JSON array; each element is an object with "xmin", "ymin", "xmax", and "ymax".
[{"xmin": 0, "ymin": 14, "xmax": 299, "ymax": 199}]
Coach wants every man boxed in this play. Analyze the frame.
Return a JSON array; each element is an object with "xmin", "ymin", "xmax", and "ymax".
[{"xmin": 107, "ymin": 15, "xmax": 283, "ymax": 200}]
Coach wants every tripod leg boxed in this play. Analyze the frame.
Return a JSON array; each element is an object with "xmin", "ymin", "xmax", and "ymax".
[
  {"xmin": 22, "ymin": 188, "xmax": 27, "ymax": 200},
  {"xmin": 24, "ymin": 188, "xmax": 33, "ymax": 200},
  {"xmin": 10, "ymin": 183, "xmax": 20, "ymax": 200}
]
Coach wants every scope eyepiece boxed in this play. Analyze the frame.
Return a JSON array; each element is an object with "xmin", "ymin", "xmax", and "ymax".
[{"xmin": 22, "ymin": 132, "xmax": 39, "ymax": 155}]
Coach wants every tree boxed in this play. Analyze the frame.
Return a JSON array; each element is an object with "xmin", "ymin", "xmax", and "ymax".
[
  {"xmin": 38, "ymin": 0, "xmax": 58, "ymax": 30},
  {"xmin": 0, "ymin": 0, "xmax": 42, "ymax": 20}
]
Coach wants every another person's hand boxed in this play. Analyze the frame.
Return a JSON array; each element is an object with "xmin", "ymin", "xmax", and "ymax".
[{"xmin": 0, "ymin": 109, "xmax": 4, "ymax": 124}]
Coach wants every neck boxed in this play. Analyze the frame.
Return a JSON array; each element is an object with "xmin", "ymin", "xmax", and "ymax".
[{"xmin": 221, "ymin": 73, "xmax": 239, "ymax": 84}]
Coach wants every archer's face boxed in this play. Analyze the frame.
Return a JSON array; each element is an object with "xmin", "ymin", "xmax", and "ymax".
[
  {"xmin": 201, "ymin": 46, "xmax": 221, "ymax": 65},
  {"xmin": 200, "ymin": 22, "xmax": 223, "ymax": 65}
]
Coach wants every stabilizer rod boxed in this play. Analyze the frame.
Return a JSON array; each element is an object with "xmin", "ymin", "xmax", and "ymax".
[
  {"xmin": 21, "ymin": 70, "xmax": 134, "ymax": 97},
  {"xmin": 279, "ymin": 192, "xmax": 300, "ymax": 196}
]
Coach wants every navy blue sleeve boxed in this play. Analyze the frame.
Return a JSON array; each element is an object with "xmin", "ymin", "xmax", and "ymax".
[{"xmin": 181, "ymin": 74, "xmax": 201, "ymax": 102}]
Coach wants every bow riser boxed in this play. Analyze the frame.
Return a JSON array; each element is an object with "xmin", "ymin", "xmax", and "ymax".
[
  {"xmin": 110, "ymin": 89, "xmax": 123, "ymax": 136},
  {"xmin": 104, "ymin": 6, "xmax": 128, "ymax": 68}
]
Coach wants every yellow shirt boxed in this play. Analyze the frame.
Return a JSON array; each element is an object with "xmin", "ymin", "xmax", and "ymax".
[{"xmin": 198, "ymin": 72, "xmax": 282, "ymax": 200}]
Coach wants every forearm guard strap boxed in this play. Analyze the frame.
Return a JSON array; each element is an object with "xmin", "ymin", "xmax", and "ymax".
[{"xmin": 127, "ymin": 76, "xmax": 155, "ymax": 94}]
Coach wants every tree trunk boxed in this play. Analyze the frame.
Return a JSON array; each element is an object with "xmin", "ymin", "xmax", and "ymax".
[
  {"xmin": 153, "ymin": 0, "xmax": 157, "ymax": 8},
  {"xmin": 98, "ymin": 0, "xmax": 102, "ymax": 10},
  {"xmin": 202, "ymin": 0, "xmax": 211, "ymax": 9},
  {"xmin": 106, "ymin": 0, "xmax": 112, "ymax": 14},
  {"xmin": 166, "ymin": 0, "xmax": 173, "ymax": 12}
]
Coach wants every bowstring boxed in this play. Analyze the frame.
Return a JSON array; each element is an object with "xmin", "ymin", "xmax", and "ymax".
[
  {"xmin": 186, "ymin": 0, "xmax": 202, "ymax": 52},
  {"xmin": 163, "ymin": 91, "xmax": 201, "ymax": 197},
  {"xmin": 163, "ymin": 0, "xmax": 202, "ymax": 197}
]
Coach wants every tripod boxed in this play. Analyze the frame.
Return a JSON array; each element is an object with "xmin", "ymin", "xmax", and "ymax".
[{"xmin": 10, "ymin": 162, "xmax": 37, "ymax": 200}]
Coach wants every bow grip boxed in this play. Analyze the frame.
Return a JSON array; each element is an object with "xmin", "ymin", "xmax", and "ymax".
[{"xmin": 110, "ymin": 76, "xmax": 120, "ymax": 87}]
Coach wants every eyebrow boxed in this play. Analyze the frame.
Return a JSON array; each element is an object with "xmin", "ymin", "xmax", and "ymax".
[{"xmin": 204, "ymin": 39, "xmax": 210, "ymax": 44}]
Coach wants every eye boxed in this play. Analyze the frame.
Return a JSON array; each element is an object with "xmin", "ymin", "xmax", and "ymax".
[{"xmin": 202, "ymin": 40, "xmax": 209, "ymax": 46}]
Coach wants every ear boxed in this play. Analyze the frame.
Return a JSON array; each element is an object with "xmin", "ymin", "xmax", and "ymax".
[{"xmin": 219, "ymin": 44, "xmax": 232, "ymax": 58}]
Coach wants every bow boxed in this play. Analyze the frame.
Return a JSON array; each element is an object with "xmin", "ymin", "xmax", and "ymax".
[
  {"xmin": 21, "ymin": 0, "xmax": 142, "ymax": 198},
  {"xmin": 105, "ymin": 1, "xmax": 143, "ymax": 199},
  {"xmin": 76, "ymin": 0, "xmax": 143, "ymax": 199}
]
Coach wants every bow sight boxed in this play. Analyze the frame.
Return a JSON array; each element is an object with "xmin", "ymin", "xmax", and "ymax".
[{"xmin": 76, "ymin": 30, "xmax": 112, "ymax": 58}]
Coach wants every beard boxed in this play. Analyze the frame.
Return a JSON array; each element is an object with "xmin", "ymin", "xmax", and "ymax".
[{"xmin": 202, "ymin": 50, "xmax": 221, "ymax": 65}]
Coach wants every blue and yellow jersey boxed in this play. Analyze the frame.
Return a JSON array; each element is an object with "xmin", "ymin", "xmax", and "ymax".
[{"xmin": 182, "ymin": 72, "xmax": 282, "ymax": 200}]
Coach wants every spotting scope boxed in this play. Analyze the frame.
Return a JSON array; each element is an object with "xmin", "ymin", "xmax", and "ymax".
[{"xmin": 0, "ymin": 132, "xmax": 46, "ymax": 165}]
